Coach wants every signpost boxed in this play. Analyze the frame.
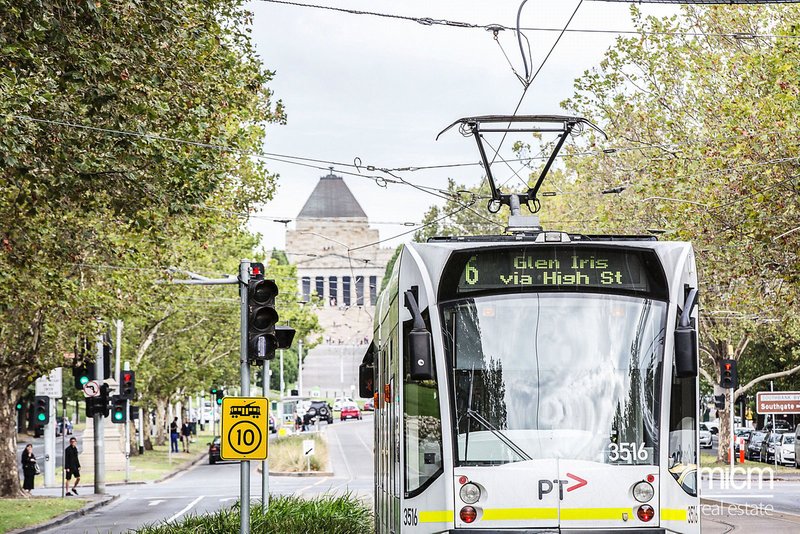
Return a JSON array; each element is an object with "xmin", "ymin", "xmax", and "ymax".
[
  {"xmin": 220, "ymin": 397, "xmax": 269, "ymax": 461},
  {"xmin": 756, "ymin": 391, "xmax": 800, "ymax": 414},
  {"xmin": 83, "ymin": 380, "xmax": 101, "ymax": 398},
  {"xmin": 36, "ymin": 368, "xmax": 62, "ymax": 487},
  {"xmin": 303, "ymin": 438, "xmax": 315, "ymax": 472}
]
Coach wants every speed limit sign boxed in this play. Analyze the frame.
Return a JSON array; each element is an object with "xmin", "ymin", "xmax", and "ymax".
[{"xmin": 220, "ymin": 397, "xmax": 269, "ymax": 460}]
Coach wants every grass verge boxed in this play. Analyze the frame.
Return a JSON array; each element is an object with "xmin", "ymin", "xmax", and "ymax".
[
  {"xmin": 0, "ymin": 497, "xmax": 86, "ymax": 533},
  {"xmin": 700, "ymin": 450, "xmax": 800, "ymax": 474},
  {"xmin": 269, "ymin": 434, "xmax": 328, "ymax": 472},
  {"xmin": 136, "ymin": 493, "xmax": 372, "ymax": 534}
]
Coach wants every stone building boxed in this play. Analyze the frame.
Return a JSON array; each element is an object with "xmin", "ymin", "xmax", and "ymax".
[{"xmin": 285, "ymin": 170, "xmax": 394, "ymax": 343}]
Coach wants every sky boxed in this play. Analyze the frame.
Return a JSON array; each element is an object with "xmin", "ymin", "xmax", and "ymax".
[{"xmin": 245, "ymin": 0, "xmax": 679, "ymax": 251}]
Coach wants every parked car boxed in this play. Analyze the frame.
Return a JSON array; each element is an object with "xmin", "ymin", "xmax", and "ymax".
[
  {"xmin": 746, "ymin": 432, "xmax": 767, "ymax": 460},
  {"xmin": 699, "ymin": 423, "xmax": 712, "ymax": 449},
  {"xmin": 303, "ymin": 400, "xmax": 333, "ymax": 426},
  {"xmin": 760, "ymin": 431, "xmax": 786, "ymax": 463},
  {"xmin": 56, "ymin": 417, "xmax": 73, "ymax": 436},
  {"xmin": 734, "ymin": 428, "xmax": 753, "ymax": 455},
  {"xmin": 269, "ymin": 414, "xmax": 277, "ymax": 434},
  {"xmin": 775, "ymin": 433, "xmax": 795, "ymax": 466},
  {"xmin": 333, "ymin": 397, "xmax": 354, "ymax": 411},
  {"xmin": 340, "ymin": 403, "xmax": 362, "ymax": 421},
  {"xmin": 208, "ymin": 436, "xmax": 221, "ymax": 464},
  {"xmin": 363, "ymin": 398, "xmax": 374, "ymax": 411},
  {"xmin": 795, "ymin": 424, "xmax": 800, "ymax": 469}
]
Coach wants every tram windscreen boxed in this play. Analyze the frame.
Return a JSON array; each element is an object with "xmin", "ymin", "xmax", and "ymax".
[
  {"xmin": 443, "ymin": 293, "xmax": 666, "ymax": 466},
  {"xmin": 439, "ymin": 246, "xmax": 667, "ymax": 299}
]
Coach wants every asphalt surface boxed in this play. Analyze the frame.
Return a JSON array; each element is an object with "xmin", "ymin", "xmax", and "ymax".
[{"xmin": 32, "ymin": 414, "xmax": 374, "ymax": 534}]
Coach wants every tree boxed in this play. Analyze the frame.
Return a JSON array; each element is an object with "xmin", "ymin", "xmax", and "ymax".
[
  {"xmin": 561, "ymin": 5, "xmax": 800, "ymax": 463},
  {"xmin": 0, "ymin": 0, "xmax": 283, "ymax": 496}
]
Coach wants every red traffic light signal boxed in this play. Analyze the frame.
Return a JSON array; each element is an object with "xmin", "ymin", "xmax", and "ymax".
[
  {"xmin": 121, "ymin": 371, "xmax": 136, "ymax": 399},
  {"xmin": 720, "ymin": 359, "xmax": 738, "ymax": 389}
]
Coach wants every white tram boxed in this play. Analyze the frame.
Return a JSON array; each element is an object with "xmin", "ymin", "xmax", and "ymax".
[{"xmin": 360, "ymin": 232, "xmax": 701, "ymax": 533}]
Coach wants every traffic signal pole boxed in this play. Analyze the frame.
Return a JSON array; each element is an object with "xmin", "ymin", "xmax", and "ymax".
[
  {"xmin": 239, "ymin": 260, "xmax": 251, "ymax": 534},
  {"xmin": 94, "ymin": 333, "xmax": 105, "ymax": 494},
  {"xmin": 262, "ymin": 367, "xmax": 269, "ymax": 512}
]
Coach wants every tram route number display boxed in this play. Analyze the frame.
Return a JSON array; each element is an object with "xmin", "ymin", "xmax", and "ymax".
[
  {"xmin": 220, "ymin": 397, "xmax": 269, "ymax": 461},
  {"xmin": 456, "ymin": 247, "xmax": 651, "ymax": 292}
]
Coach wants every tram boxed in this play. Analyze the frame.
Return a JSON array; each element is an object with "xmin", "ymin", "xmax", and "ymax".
[{"xmin": 359, "ymin": 116, "xmax": 701, "ymax": 533}]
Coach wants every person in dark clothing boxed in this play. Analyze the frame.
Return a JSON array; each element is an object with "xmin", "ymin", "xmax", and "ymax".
[
  {"xmin": 21, "ymin": 443, "xmax": 37, "ymax": 495},
  {"xmin": 64, "ymin": 437, "xmax": 81, "ymax": 495},
  {"xmin": 180, "ymin": 421, "xmax": 191, "ymax": 453},
  {"xmin": 170, "ymin": 417, "xmax": 179, "ymax": 453}
]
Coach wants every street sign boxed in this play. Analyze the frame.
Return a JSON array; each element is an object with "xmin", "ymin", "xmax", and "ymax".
[
  {"xmin": 83, "ymin": 380, "xmax": 101, "ymax": 398},
  {"xmin": 756, "ymin": 391, "xmax": 800, "ymax": 414},
  {"xmin": 303, "ymin": 439, "xmax": 315, "ymax": 457},
  {"xmin": 35, "ymin": 368, "xmax": 62, "ymax": 398},
  {"xmin": 220, "ymin": 397, "xmax": 269, "ymax": 461}
]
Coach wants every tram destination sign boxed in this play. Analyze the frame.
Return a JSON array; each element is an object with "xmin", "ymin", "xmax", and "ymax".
[
  {"xmin": 220, "ymin": 397, "xmax": 269, "ymax": 460},
  {"xmin": 756, "ymin": 391, "xmax": 800, "ymax": 415},
  {"xmin": 452, "ymin": 247, "xmax": 658, "ymax": 294}
]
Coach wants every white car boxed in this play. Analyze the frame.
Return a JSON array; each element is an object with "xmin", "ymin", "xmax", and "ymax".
[
  {"xmin": 333, "ymin": 397, "xmax": 354, "ymax": 411},
  {"xmin": 699, "ymin": 423, "xmax": 713, "ymax": 449},
  {"xmin": 776, "ymin": 433, "xmax": 796, "ymax": 466}
]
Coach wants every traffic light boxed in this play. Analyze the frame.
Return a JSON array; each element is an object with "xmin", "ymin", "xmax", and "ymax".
[
  {"xmin": 73, "ymin": 363, "xmax": 91, "ymax": 390},
  {"xmin": 86, "ymin": 383, "xmax": 110, "ymax": 418},
  {"xmin": 247, "ymin": 266, "xmax": 279, "ymax": 362},
  {"xmin": 34, "ymin": 396, "xmax": 49, "ymax": 426},
  {"xmin": 215, "ymin": 388, "xmax": 225, "ymax": 406},
  {"xmin": 15, "ymin": 399, "xmax": 23, "ymax": 412},
  {"xmin": 120, "ymin": 371, "xmax": 136, "ymax": 399},
  {"xmin": 111, "ymin": 395, "xmax": 127, "ymax": 423},
  {"xmin": 210, "ymin": 386, "xmax": 219, "ymax": 397},
  {"xmin": 720, "ymin": 359, "xmax": 738, "ymax": 389}
]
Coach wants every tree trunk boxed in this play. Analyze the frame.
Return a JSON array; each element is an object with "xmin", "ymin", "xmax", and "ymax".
[
  {"xmin": 0, "ymin": 385, "xmax": 25, "ymax": 497},
  {"xmin": 143, "ymin": 407, "xmax": 153, "ymax": 451},
  {"xmin": 716, "ymin": 389, "xmax": 734, "ymax": 463},
  {"xmin": 154, "ymin": 398, "xmax": 167, "ymax": 446}
]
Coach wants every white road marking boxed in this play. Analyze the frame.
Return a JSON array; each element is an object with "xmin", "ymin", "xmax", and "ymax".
[
  {"xmin": 148, "ymin": 499, "xmax": 166, "ymax": 506},
  {"xmin": 219, "ymin": 497, "xmax": 237, "ymax": 503},
  {"xmin": 167, "ymin": 495, "xmax": 204, "ymax": 523}
]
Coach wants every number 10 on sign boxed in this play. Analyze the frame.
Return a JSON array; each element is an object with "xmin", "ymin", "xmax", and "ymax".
[{"xmin": 220, "ymin": 397, "xmax": 269, "ymax": 461}]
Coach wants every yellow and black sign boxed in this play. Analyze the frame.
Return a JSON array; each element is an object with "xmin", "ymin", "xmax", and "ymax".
[{"xmin": 220, "ymin": 397, "xmax": 269, "ymax": 460}]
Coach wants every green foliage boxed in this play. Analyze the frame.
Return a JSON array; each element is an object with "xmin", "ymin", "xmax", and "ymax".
[{"xmin": 136, "ymin": 494, "xmax": 373, "ymax": 534}]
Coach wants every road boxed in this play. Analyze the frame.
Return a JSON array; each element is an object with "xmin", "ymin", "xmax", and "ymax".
[{"xmin": 34, "ymin": 414, "xmax": 374, "ymax": 534}]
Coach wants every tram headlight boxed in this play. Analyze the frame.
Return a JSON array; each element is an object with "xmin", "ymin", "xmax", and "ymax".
[
  {"xmin": 459, "ymin": 482, "xmax": 481, "ymax": 504},
  {"xmin": 632, "ymin": 481, "xmax": 654, "ymax": 503},
  {"xmin": 459, "ymin": 506, "xmax": 478, "ymax": 524}
]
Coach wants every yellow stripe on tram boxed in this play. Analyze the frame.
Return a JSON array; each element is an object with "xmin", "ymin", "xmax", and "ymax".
[
  {"xmin": 482, "ymin": 508, "xmax": 559, "ymax": 521},
  {"xmin": 560, "ymin": 507, "xmax": 631, "ymax": 520},
  {"xmin": 418, "ymin": 510, "xmax": 452, "ymax": 523},
  {"xmin": 662, "ymin": 508, "xmax": 688, "ymax": 521}
]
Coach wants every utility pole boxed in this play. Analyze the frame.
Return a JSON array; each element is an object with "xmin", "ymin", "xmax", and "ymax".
[
  {"xmin": 298, "ymin": 340, "xmax": 303, "ymax": 397},
  {"xmin": 115, "ymin": 320, "xmax": 123, "ymax": 385},
  {"xmin": 262, "ymin": 363, "xmax": 269, "ymax": 512},
  {"xmin": 124, "ymin": 361, "xmax": 131, "ymax": 483},
  {"xmin": 279, "ymin": 349, "xmax": 284, "ymax": 399},
  {"xmin": 239, "ymin": 260, "xmax": 251, "ymax": 534},
  {"xmin": 94, "ymin": 333, "xmax": 105, "ymax": 495}
]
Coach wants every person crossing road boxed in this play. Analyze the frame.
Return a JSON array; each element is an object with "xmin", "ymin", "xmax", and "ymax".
[{"xmin": 64, "ymin": 437, "xmax": 81, "ymax": 496}]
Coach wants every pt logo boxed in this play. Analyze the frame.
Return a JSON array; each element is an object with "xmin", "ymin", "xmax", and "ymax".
[{"xmin": 538, "ymin": 473, "xmax": 588, "ymax": 500}]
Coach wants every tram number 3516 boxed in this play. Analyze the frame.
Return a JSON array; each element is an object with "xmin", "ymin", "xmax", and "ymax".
[{"xmin": 403, "ymin": 508, "xmax": 419, "ymax": 526}]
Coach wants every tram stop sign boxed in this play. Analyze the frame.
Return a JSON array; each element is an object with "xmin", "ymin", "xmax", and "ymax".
[{"xmin": 220, "ymin": 397, "xmax": 269, "ymax": 461}]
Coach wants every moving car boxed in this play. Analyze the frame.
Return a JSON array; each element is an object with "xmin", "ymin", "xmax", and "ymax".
[
  {"xmin": 333, "ymin": 397, "xmax": 354, "ymax": 411},
  {"xmin": 303, "ymin": 400, "xmax": 333, "ymax": 426},
  {"xmin": 340, "ymin": 403, "xmax": 362, "ymax": 421},
  {"xmin": 699, "ymin": 423, "xmax": 712, "ymax": 449},
  {"xmin": 775, "ymin": 433, "xmax": 795, "ymax": 466},
  {"xmin": 208, "ymin": 436, "xmax": 221, "ymax": 464},
  {"xmin": 746, "ymin": 432, "xmax": 767, "ymax": 461},
  {"xmin": 363, "ymin": 398, "xmax": 374, "ymax": 411}
]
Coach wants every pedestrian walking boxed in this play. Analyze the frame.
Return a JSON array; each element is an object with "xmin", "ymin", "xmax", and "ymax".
[
  {"xmin": 64, "ymin": 437, "xmax": 81, "ymax": 495},
  {"xmin": 181, "ymin": 420, "xmax": 191, "ymax": 453},
  {"xmin": 20, "ymin": 443, "xmax": 37, "ymax": 495},
  {"xmin": 170, "ymin": 417, "xmax": 179, "ymax": 453}
]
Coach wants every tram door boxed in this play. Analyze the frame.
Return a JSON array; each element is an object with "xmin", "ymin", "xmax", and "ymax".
[{"xmin": 378, "ymin": 331, "xmax": 401, "ymax": 534}]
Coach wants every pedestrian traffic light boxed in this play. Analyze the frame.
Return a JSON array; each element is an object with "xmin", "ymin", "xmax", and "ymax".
[
  {"xmin": 720, "ymin": 359, "xmax": 738, "ymax": 389},
  {"xmin": 111, "ymin": 395, "xmax": 127, "ymax": 423},
  {"xmin": 34, "ymin": 396, "xmax": 49, "ymax": 425},
  {"xmin": 86, "ymin": 383, "xmax": 110, "ymax": 418},
  {"xmin": 714, "ymin": 394, "xmax": 726, "ymax": 409},
  {"xmin": 247, "ymin": 266, "xmax": 279, "ymax": 362},
  {"xmin": 120, "ymin": 371, "xmax": 136, "ymax": 399}
]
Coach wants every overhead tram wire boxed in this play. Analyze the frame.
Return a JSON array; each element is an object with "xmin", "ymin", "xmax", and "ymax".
[{"xmin": 257, "ymin": 0, "xmax": 800, "ymax": 40}]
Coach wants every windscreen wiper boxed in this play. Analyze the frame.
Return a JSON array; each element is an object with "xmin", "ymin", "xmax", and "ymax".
[{"xmin": 461, "ymin": 365, "xmax": 531, "ymax": 462}]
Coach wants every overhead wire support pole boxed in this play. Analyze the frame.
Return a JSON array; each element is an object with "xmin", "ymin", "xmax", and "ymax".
[{"xmin": 239, "ymin": 260, "xmax": 251, "ymax": 534}]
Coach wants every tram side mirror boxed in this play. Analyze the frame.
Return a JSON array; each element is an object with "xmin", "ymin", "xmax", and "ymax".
[
  {"xmin": 359, "ymin": 363, "xmax": 374, "ymax": 399},
  {"xmin": 674, "ymin": 288, "xmax": 699, "ymax": 379},
  {"xmin": 405, "ymin": 289, "xmax": 435, "ymax": 381},
  {"xmin": 409, "ymin": 329, "xmax": 434, "ymax": 381}
]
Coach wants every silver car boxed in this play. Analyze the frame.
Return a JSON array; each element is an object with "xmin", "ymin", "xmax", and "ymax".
[{"xmin": 776, "ymin": 433, "xmax": 796, "ymax": 466}]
